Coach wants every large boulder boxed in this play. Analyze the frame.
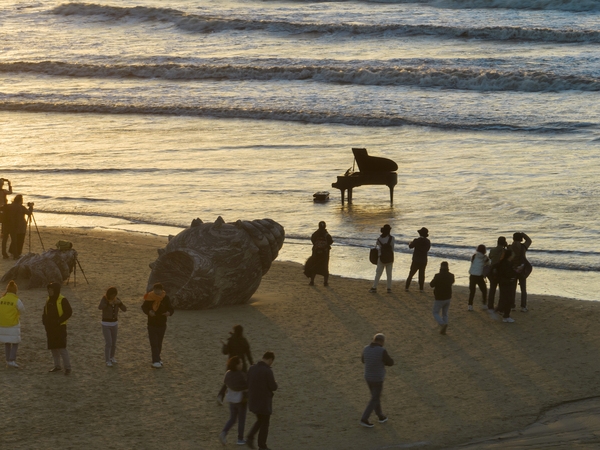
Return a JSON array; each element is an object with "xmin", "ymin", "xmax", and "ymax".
[
  {"xmin": 1, "ymin": 249, "xmax": 77, "ymax": 288},
  {"xmin": 147, "ymin": 217, "xmax": 285, "ymax": 310}
]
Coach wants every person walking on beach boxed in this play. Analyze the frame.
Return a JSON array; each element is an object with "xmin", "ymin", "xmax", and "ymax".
[
  {"xmin": 43, "ymin": 282, "xmax": 73, "ymax": 374},
  {"xmin": 494, "ymin": 249, "xmax": 518, "ymax": 323},
  {"xmin": 98, "ymin": 287, "xmax": 127, "ymax": 367},
  {"xmin": 511, "ymin": 232, "xmax": 532, "ymax": 312},
  {"xmin": 0, "ymin": 178, "xmax": 13, "ymax": 259},
  {"xmin": 219, "ymin": 356, "xmax": 249, "ymax": 446},
  {"xmin": 430, "ymin": 262, "xmax": 455, "ymax": 335},
  {"xmin": 306, "ymin": 221, "xmax": 334, "ymax": 286},
  {"xmin": 369, "ymin": 224, "xmax": 395, "ymax": 294},
  {"xmin": 0, "ymin": 280, "xmax": 25, "ymax": 368},
  {"xmin": 467, "ymin": 245, "xmax": 490, "ymax": 311},
  {"xmin": 5, "ymin": 195, "xmax": 33, "ymax": 259},
  {"xmin": 142, "ymin": 282, "xmax": 174, "ymax": 368},
  {"xmin": 405, "ymin": 227, "xmax": 431, "ymax": 292},
  {"xmin": 246, "ymin": 351, "xmax": 278, "ymax": 450},
  {"xmin": 218, "ymin": 324, "xmax": 254, "ymax": 405},
  {"xmin": 487, "ymin": 236, "xmax": 507, "ymax": 310},
  {"xmin": 360, "ymin": 333, "xmax": 394, "ymax": 427}
]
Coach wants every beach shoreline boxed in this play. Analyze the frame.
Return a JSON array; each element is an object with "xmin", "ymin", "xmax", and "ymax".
[{"xmin": 1, "ymin": 226, "xmax": 600, "ymax": 449}]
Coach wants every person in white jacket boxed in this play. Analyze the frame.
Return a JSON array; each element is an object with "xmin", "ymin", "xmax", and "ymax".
[
  {"xmin": 0, "ymin": 280, "xmax": 25, "ymax": 368},
  {"xmin": 468, "ymin": 245, "xmax": 490, "ymax": 311}
]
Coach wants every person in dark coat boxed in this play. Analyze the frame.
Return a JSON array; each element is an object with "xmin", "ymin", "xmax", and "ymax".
[
  {"xmin": 430, "ymin": 262, "xmax": 455, "ymax": 335},
  {"xmin": 0, "ymin": 178, "xmax": 13, "ymax": 259},
  {"xmin": 141, "ymin": 282, "xmax": 174, "ymax": 368},
  {"xmin": 510, "ymin": 232, "xmax": 532, "ymax": 312},
  {"xmin": 246, "ymin": 351, "xmax": 278, "ymax": 450},
  {"xmin": 405, "ymin": 227, "xmax": 431, "ymax": 292},
  {"xmin": 5, "ymin": 195, "xmax": 33, "ymax": 259},
  {"xmin": 487, "ymin": 236, "xmax": 508, "ymax": 310},
  {"xmin": 494, "ymin": 249, "xmax": 518, "ymax": 323},
  {"xmin": 218, "ymin": 325, "xmax": 254, "ymax": 404},
  {"xmin": 42, "ymin": 282, "xmax": 73, "ymax": 375},
  {"xmin": 360, "ymin": 333, "xmax": 394, "ymax": 427},
  {"xmin": 305, "ymin": 221, "xmax": 333, "ymax": 286}
]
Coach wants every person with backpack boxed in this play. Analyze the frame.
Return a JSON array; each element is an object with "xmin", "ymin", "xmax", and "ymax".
[
  {"xmin": 305, "ymin": 221, "xmax": 334, "ymax": 286},
  {"xmin": 369, "ymin": 224, "xmax": 395, "ymax": 294},
  {"xmin": 430, "ymin": 262, "xmax": 455, "ymax": 335},
  {"xmin": 218, "ymin": 356, "xmax": 249, "ymax": 446},
  {"xmin": 405, "ymin": 227, "xmax": 431, "ymax": 292}
]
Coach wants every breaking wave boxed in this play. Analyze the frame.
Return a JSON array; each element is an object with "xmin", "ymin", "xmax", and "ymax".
[
  {"xmin": 51, "ymin": 3, "xmax": 600, "ymax": 43},
  {"xmin": 2, "ymin": 61, "xmax": 599, "ymax": 92},
  {"xmin": 0, "ymin": 99, "xmax": 590, "ymax": 133}
]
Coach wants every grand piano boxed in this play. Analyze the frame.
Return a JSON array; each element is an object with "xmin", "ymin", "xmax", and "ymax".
[{"xmin": 331, "ymin": 148, "xmax": 398, "ymax": 204}]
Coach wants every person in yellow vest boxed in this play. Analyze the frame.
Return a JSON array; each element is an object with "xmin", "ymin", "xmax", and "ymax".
[
  {"xmin": 42, "ymin": 281, "xmax": 73, "ymax": 375},
  {"xmin": 0, "ymin": 280, "xmax": 25, "ymax": 368}
]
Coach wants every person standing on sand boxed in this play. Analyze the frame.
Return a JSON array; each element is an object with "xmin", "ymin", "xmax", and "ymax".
[
  {"xmin": 511, "ymin": 232, "xmax": 532, "ymax": 312},
  {"xmin": 369, "ymin": 224, "xmax": 395, "ymax": 294},
  {"xmin": 218, "ymin": 324, "xmax": 253, "ymax": 405},
  {"xmin": 98, "ymin": 287, "xmax": 127, "ymax": 367},
  {"xmin": 307, "ymin": 221, "xmax": 333, "ymax": 286},
  {"xmin": 5, "ymin": 195, "xmax": 33, "ymax": 259},
  {"xmin": 0, "ymin": 178, "xmax": 13, "ymax": 259},
  {"xmin": 43, "ymin": 282, "xmax": 72, "ymax": 375},
  {"xmin": 430, "ymin": 262, "xmax": 455, "ymax": 335},
  {"xmin": 246, "ymin": 351, "xmax": 278, "ymax": 450},
  {"xmin": 494, "ymin": 249, "xmax": 518, "ymax": 323},
  {"xmin": 360, "ymin": 333, "xmax": 394, "ymax": 427},
  {"xmin": 487, "ymin": 236, "xmax": 507, "ymax": 310},
  {"xmin": 405, "ymin": 227, "xmax": 431, "ymax": 292},
  {"xmin": 467, "ymin": 245, "xmax": 490, "ymax": 311},
  {"xmin": 219, "ymin": 356, "xmax": 249, "ymax": 446},
  {"xmin": 141, "ymin": 282, "xmax": 174, "ymax": 368},
  {"xmin": 0, "ymin": 280, "xmax": 25, "ymax": 368}
]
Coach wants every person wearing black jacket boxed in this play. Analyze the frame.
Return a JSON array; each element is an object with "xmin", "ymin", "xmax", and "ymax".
[
  {"xmin": 430, "ymin": 261, "xmax": 455, "ymax": 335},
  {"xmin": 246, "ymin": 352, "xmax": 278, "ymax": 450},
  {"xmin": 141, "ymin": 282, "xmax": 175, "ymax": 368},
  {"xmin": 494, "ymin": 249, "xmax": 518, "ymax": 323},
  {"xmin": 405, "ymin": 227, "xmax": 431, "ymax": 292},
  {"xmin": 42, "ymin": 282, "xmax": 73, "ymax": 374},
  {"xmin": 218, "ymin": 325, "xmax": 254, "ymax": 404},
  {"xmin": 306, "ymin": 221, "xmax": 334, "ymax": 286},
  {"xmin": 219, "ymin": 356, "xmax": 249, "ymax": 446}
]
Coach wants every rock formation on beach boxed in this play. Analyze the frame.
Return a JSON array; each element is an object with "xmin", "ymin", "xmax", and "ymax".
[
  {"xmin": 1, "ymin": 249, "xmax": 77, "ymax": 288},
  {"xmin": 147, "ymin": 217, "xmax": 285, "ymax": 310}
]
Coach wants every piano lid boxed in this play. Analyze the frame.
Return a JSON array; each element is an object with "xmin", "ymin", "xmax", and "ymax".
[{"xmin": 352, "ymin": 148, "xmax": 398, "ymax": 173}]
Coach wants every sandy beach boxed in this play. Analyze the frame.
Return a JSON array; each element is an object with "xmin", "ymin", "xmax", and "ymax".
[{"xmin": 1, "ymin": 226, "xmax": 600, "ymax": 450}]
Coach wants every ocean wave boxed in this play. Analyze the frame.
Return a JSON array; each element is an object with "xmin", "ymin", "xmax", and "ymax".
[
  {"xmin": 0, "ymin": 99, "xmax": 588, "ymax": 133},
  {"xmin": 2, "ymin": 61, "xmax": 599, "ymax": 92},
  {"xmin": 51, "ymin": 3, "xmax": 600, "ymax": 43},
  {"xmin": 280, "ymin": 0, "xmax": 600, "ymax": 13}
]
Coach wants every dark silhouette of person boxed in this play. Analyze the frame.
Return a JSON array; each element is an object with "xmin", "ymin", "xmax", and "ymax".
[
  {"xmin": 141, "ymin": 282, "xmax": 174, "ymax": 368},
  {"xmin": 360, "ymin": 333, "xmax": 394, "ymax": 427},
  {"xmin": 487, "ymin": 236, "xmax": 507, "ymax": 310},
  {"xmin": 405, "ymin": 227, "xmax": 431, "ymax": 291},
  {"xmin": 511, "ymin": 232, "xmax": 532, "ymax": 312},
  {"xmin": 494, "ymin": 249, "xmax": 518, "ymax": 323},
  {"xmin": 218, "ymin": 325, "xmax": 254, "ymax": 405},
  {"xmin": 369, "ymin": 224, "xmax": 395, "ymax": 294},
  {"xmin": 5, "ymin": 195, "xmax": 33, "ymax": 259},
  {"xmin": 246, "ymin": 351, "xmax": 278, "ymax": 450},
  {"xmin": 306, "ymin": 221, "xmax": 333, "ymax": 286},
  {"xmin": 430, "ymin": 261, "xmax": 455, "ymax": 335},
  {"xmin": 0, "ymin": 179, "xmax": 12, "ymax": 251}
]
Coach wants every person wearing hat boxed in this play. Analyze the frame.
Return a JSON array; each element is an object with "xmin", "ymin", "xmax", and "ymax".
[
  {"xmin": 0, "ymin": 280, "xmax": 25, "ymax": 367},
  {"xmin": 42, "ymin": 282, "xmax": 73, "ymax": 374},
  {"xmin": 369, "ymin": 224, "xmax": 395, "ymax": 294},
  {"xmin": 405, "ymin": 227, "xmax": 431, "ymax": 292}
]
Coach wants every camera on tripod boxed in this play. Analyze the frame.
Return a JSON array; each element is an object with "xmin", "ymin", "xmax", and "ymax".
[{"xmin": 27, "ymin": 202, "xmax": 34, "ymax": 208}]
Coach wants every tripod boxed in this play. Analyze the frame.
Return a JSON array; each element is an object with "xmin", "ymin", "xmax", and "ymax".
[
  {"xmin": 71, "ymin": 255, "xmax": 89, "ymax": 286},
  {"xmin": 27, "ymin": 211, "xmax": 45, "ymax": 253}
]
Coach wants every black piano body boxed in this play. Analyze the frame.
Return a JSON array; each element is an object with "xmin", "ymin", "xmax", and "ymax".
[{"xmin": 331, "ymin": 148, "xmax": 398, "ymax": 204}]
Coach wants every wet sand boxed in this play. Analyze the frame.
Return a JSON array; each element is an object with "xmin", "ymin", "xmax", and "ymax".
[{"xmin": 1, "ymin": 227, "xmax": 599, "ymax": 450}]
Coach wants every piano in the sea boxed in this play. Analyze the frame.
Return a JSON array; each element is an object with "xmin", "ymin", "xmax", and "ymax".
[{"xmin": 331, "ymin": 148, "xmax": 398, "ymax": 204}]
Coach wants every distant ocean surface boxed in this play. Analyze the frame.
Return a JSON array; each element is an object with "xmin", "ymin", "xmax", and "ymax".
[{"xmin": 1, "ymin": 0, "xmax": 599, "ymax": 300}]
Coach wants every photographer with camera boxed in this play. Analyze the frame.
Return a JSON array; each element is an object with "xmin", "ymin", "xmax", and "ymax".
[
  {"xmin": 0, "ymin": 178, "xmax": 13, "ymax": 259},
  {"xmin": 4, "ymin": 195, "xmax": 33, "ymax": 259}
]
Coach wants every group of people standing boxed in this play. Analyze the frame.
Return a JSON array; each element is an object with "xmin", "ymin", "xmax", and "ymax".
[
  {"xmin": 0, "ymin": 179, "xmax": 34, "ymax": 260},
  {"xmin": 0, "ymin": 280, "xmax": 176, "ymax": 373},
  {"xmin": 218, "ymin": 325, "xmax": 278, "ymax": 450}
]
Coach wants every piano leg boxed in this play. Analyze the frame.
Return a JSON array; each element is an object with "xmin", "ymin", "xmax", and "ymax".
[
  {"xmin": 348, "ymin": 188, "xmax": 353, "ymax": 204},
  {"xmin": 389, "ymin": 185, "xmax": 394, "ymax": 204},
  {"xmin": 340, "ymin": 189, "xmax": 345, "ymax": 204}
]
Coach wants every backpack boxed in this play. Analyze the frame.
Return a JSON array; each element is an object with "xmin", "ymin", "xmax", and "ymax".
[
  {"xmin": 313, "ymin": 236, "xmax": 329, "ymax": 255},
  {"xmin": 378, "ymin": 236, "xmax": 394, "ymax": 264}
]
